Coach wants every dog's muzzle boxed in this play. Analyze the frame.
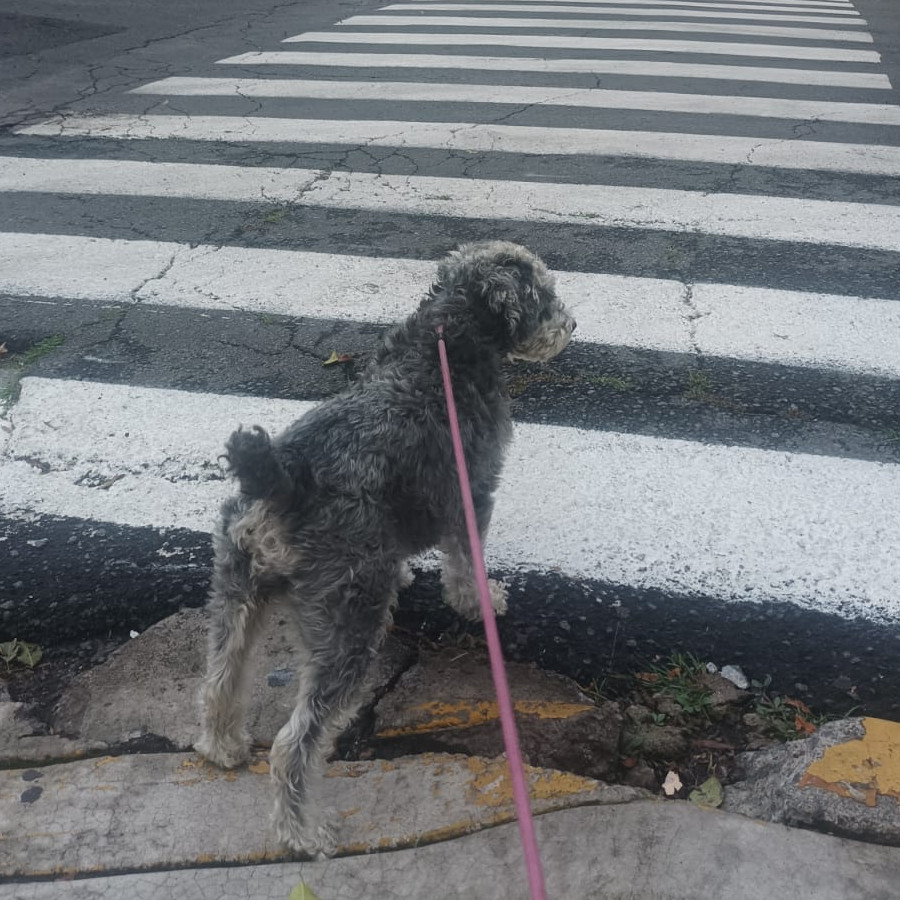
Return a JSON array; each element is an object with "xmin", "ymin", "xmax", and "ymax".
[{"xmin": 510, "ymin": 313, "xmax": 577, "ymax": 362}]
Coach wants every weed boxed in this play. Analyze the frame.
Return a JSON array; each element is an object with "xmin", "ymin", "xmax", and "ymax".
[
  {"xmin": 753, "ymin": 695, "xmax": 822, "ymax": 740},
  {"xmin": 638, "ymin": 652, "xmax": 714, "ymax": 717},
  {"xmin": 683, "ymin": 369, "xmax": 745, "ymax": 413},
  {"xmin": 749, "ymin": 675, "xmax": 827, "ymax": 740},
  {"xmin": 881, "ymin": 429, "xmax": 900, "ymax": 445},
  {"xmin": 685, "ymin": 370, "xmax": 713, "ymax": 402},
  {"xmin": 579, "ymin": 676, "xmax": 610, "ymax": 703},
  {"xmin": 0, "ymin": 334, "xmax": 66, "ymax": 412},
  {"xmin": 585, "ymin": 374, "xmax": 632, "ymax": 392},
  {"xmin": 508, "ymin": 370, "xmax": 634, "ymax": 398},
  {"xmin": 262, "ymin": 206, "xmax": 289, "ymax": 225},
  {"xmin": 19, "ymin": 334, "xmax": 64, "ymax": 366}
]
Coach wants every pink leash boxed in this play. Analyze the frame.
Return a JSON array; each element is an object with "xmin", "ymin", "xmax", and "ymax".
[{"xmin": 436, "ymin": 325, "xmax": 547, "ymax": 900}]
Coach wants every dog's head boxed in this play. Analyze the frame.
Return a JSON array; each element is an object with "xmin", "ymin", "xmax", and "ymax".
[{"xmin": 432, "ymin": 241, "xmax": 576, "ymax": 361}]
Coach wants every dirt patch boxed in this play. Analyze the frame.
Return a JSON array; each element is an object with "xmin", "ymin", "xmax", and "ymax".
[{"xmin": 3, "ymin": 635, "xmax": 123, "ymax": 726}]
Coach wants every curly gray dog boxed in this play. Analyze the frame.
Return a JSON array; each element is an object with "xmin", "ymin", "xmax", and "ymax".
[{"xmin": 195, "ymin": 240, "xmax": 576, "ymax": 855}]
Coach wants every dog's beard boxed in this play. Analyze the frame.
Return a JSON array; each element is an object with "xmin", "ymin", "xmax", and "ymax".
[{"xmin": 509, "ymin": 320, "xmax": 574, "ymax": 362}]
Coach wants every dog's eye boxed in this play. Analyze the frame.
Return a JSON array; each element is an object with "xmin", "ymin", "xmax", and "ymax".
[{"xmin": 538, "ymin": 307, "xmax": 553, "ymax": 322}]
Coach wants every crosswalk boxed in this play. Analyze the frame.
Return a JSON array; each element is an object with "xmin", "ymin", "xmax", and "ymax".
[{"xmin": 2, "ymin": 0, "xmax": 900, "ymax": 680}]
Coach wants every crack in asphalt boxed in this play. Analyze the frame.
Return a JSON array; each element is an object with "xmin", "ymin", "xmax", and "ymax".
[
  {"xmin": 131, "ymin": 249, "xmax": 181, "ymax": 304},
  {"xmin": 678, "ymin": 281, "xmax": 705, "ymax": 358}
]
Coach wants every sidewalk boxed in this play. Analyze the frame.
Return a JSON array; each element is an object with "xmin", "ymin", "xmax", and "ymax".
[{"xmin": 2, "ymin": 611, "xmax": 899, "ymax": 899}]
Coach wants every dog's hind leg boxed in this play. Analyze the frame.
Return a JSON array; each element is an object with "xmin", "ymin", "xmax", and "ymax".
[
  {"xmin": 440, "ymin": 496, "xmax": 508, "ymax": 620},
  {"xmin": 196, "ymin": 514, "xmax": 269, "ymax": 769},
  {"xmin": 269, "ymin": 569, "xmax": 395, "ymax": 856}
]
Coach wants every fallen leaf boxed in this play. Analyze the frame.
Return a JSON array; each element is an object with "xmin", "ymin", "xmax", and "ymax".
[
  {"xmin": 0, "ymin": 342, "xmax": 7, "ymax": 358},
  {"xmin": 0, "ymin": 639, "xmax": 19, "ymax": 663},
  {"xmin": 621, "ymin": 756, "xmax": 638, "ymax": 769},
  {"xmin": 288, "ymin": 882, "xmax": 323, "ymax": 900},
  {"xmin": 794, "ymin": 715, "xmax": 817, "ymax": 735},
  {"xmin": 689, "ymin": 776, "xmax": 723, "ymax": 809},
  {"xmin": 323, "ymin": 350, "xmax": 353, "ymax": 366},
  {"xmin": 662, "ymin": 770, "xmax": 683, "ymax": 796},
  {"xmin": 785, "ymin": 698, "xmax": 811, "ymax": 715},
  {"xmin": 636, "ymin": 672, "xmax": 660, "ymax": 684},
  {"xmin": 16, "ymin": 642, "xmax": 43, "ymax": 668}
]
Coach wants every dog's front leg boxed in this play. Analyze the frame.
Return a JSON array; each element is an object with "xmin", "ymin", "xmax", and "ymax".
[{"xmin": 440, "ymin": 499, "xmax": 508, "ymax": 620}]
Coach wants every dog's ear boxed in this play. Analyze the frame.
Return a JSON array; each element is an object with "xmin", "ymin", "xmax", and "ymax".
[{"xmin": 477, "ymin": 261, "xmax": 524, "ymax": 334}]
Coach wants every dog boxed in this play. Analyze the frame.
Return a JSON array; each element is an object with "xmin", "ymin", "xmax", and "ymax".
[{"xmin": 195, "ymin": 240, "xmax": 576, "ymax": 856}]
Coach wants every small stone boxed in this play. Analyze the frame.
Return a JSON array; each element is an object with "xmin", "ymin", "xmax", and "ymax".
[
  {"xmin": 26, "ymin": 539, "xmax": 48, "ymax": 549},
  {"xmin": 833, "ymin": 675, "xmax": 853, "ymax": 692},
  {"xmin": 720, "ymin": 665, "xmax": 749, "ymax": 690}
]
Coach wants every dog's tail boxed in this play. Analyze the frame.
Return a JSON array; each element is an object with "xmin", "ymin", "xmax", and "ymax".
[{"xmin": 224, "ymin": 426, "xmax": 294, "ymax": 501}]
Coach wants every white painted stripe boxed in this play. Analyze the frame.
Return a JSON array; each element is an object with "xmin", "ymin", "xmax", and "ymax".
[
  {"xmin": 283, "ymin": 32, "xmax": 881, "ymax": 62},
  {"xmin": 131, "ymin": 78, "xmax": 900, "ymax": 125},
  {"xmin": 383, "ymin": 3, "xmax": 864, "ymax": 20},
  {"xmin": 407, "ymin": 0, "xmax": 859, "ymax": 8},
  {"xmin": 4, "ymin": 233, "xmax": 899, "ymax": 378},
  {"xmin": 217, "ymin": 52, "xmax": 892, "ymax": 89},
  {"xmin": 4, "ymin": 377, "xmax": 898, "ymax": 621},
  {"xmin": 690, "ymin": 283, "xmax": 900, "ymax": 377},
  {"xmin": 340, "ymin": 14, "xmax": 872, "ymax": 41},
  {"xmin": 2, "ymin": 158, "xmax": 898, "ymax": 252},
  {"xmin": 409, "ymin": 0, "xmax": 859, "ymax": 7},
  {"xmin": 21, "ymin": 115, "xmax": 900, "ymax": 177}
]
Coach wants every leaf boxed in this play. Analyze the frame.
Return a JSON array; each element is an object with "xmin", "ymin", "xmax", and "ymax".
[
  {"xmin": 794, "ymin": 715, "xmax": 817, "ymax": 735},
  {"xmin": 288, "ymin": 882, "xmax": 323, "ymax": 900},
  {"xmin": 785, "ymin": 698, "xmax": 811, "ymax": 715},
  {"xmin": 0, "ymin": 639, "xmax": 19, "ymax": 663},
  {"xmin": 636, "ymin": 672, "xmax": 660, "ymax": 684},
  {"xmin": 689, "ymin": 776, "xmax": 723, "ymax": 809},
  {"xmin": 17, "ymin": 642, "xmax": 43, "ymax": 668},
  {"xmin": 0, "ymin": 341, "xmax": 7, "ymax": 358},
  {"xmin": 662, "ymin": 770, "xmax": 683, "ymax": 796},
  {"xmin": 323, "ymin": 350, "xmax": 353, "ymax": 366}
]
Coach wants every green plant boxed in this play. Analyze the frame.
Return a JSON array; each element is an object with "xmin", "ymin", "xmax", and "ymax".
[
  {"xmin": 685, "ymin": 370, "xmax": 712, "ymax": 401},
  {"xmin": 586, "ymin": 374, "xmax": 633, "ymax": 392},
  {"xmin": 638, "ymin": 652, "xmax": 713, "ymax": 717},
  {"xmin": 0, "ymin": 639, "xmax": 43, "ymax": 672},
  {"xmin": 19, "ymin": 334, "xmax": 64, "ymax": 366}
]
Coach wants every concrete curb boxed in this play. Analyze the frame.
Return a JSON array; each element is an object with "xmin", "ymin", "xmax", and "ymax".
[
  {"xmin": 0, "ymin": 751, "xmax": 642, "ymax": 879},
  {"xmin": 5, "ymin": 801, "xmax": 900, "ymax": 900}
]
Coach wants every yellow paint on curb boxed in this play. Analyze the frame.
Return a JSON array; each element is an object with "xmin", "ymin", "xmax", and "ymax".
[
  {"xmin": 465, "ymin": 756, "xmax": 598, "ymax": 808},
  {"xmin": 377, "ymin": 699, "xmax": 594, "ymax": 737},
  {"xmin": 799, "ymin": 717, "xmax": 900, "ymax": 807}
]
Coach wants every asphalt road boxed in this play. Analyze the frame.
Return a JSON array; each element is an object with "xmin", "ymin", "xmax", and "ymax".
[{"xmin": 1, "ymin": 0, "xmax": 900, "ymax": 718}]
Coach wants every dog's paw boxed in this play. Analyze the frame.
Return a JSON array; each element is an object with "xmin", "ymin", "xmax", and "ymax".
[
  {"xmin": 273, "ymin": 812, "xmax": 338, "ymax": 859},
  {"xmin": 195, "ymin": 730, "xmax": 251, "ymax": 769},
  {"xmin": 488, "ymin": 579, "xmax": 509, "ymax": 616},
  {"xmin": 443, "ymin": 579, "xmax": 508, "ymax": 621}
]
